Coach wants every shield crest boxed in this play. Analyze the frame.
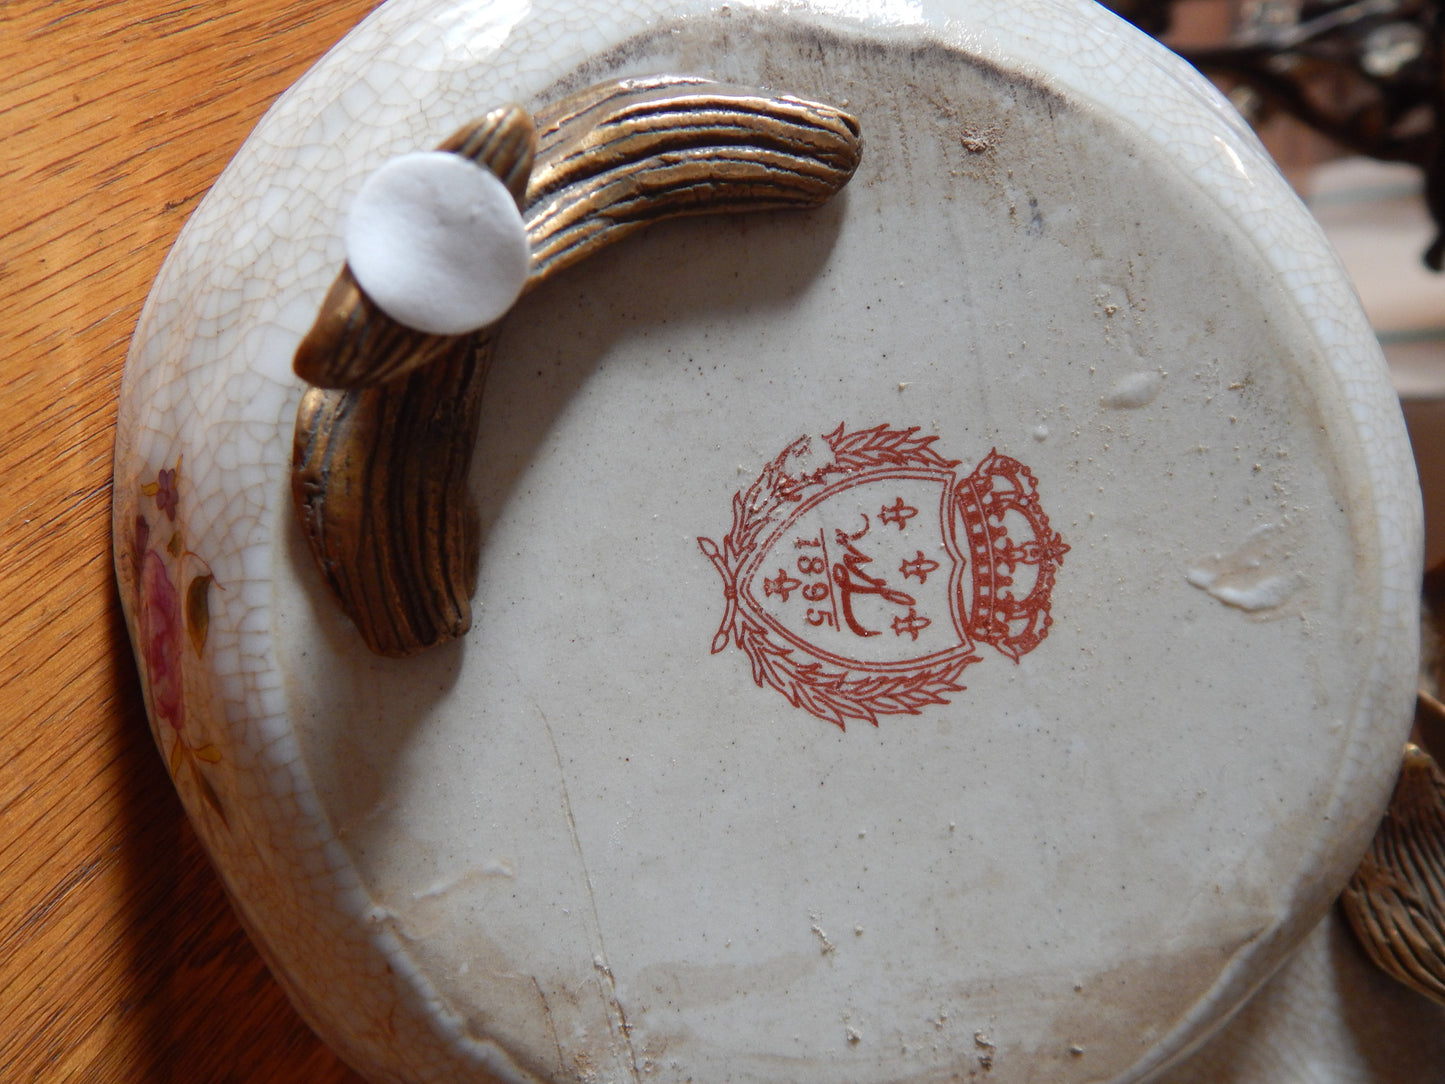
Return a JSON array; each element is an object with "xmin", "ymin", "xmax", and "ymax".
[{"xmin": 699, "ymin": 424, "xmax": 1067, "ymax": 728}]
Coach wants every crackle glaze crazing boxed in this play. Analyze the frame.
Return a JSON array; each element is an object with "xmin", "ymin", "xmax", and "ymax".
[
  {"xmin": 118, "ymin": 460, "xmax": 228, "ymax": 820},
  {"xmin": 115, "ymin": 1, "xmax": 1421, "ymax": 1083}
]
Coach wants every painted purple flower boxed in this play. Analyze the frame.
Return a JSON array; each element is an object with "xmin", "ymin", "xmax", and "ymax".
[
  {"xmin": 155, "ymin": 467, "xmax": 179, "ymax": 522},
  {"xmin": 137, "ymin": 548, "xmax": 185, "ymax": 731}
]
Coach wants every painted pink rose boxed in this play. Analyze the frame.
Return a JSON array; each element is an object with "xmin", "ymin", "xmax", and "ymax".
[{"xmin": 138, "ymin": 548, "xmax": 185, "ymax": 731}]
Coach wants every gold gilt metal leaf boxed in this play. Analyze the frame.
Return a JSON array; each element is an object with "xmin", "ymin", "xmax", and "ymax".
[
  {"xmin": 1341, "ymin": 721, "xmax": 1445, "ymax": 1008},
  {"xmin": 291, "ymin": 79, "xmax": 862, "ymax": 656}
]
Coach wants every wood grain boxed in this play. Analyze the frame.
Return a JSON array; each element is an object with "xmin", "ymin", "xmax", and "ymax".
[{"xmin": 0, "ymin": 2, "xmax": 377, "ymax": 1080}]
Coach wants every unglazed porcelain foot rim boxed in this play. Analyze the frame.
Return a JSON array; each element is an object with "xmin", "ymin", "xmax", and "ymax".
[{"xmin": 114, "ymin": 2, "xmax": 1422, "ymax": 1083}]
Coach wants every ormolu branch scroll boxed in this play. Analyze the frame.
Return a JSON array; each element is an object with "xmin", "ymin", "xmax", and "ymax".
[
  {"xmin": 1341, "ymin": 703, "xmax": 1445, "ymax": 1008},
  {"xmin": 291, "ymin": 77, "xmax": 861, "ymax": 656}
]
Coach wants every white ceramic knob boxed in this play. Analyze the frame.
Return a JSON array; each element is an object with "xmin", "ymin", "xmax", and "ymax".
[{"xmin": 113, "ymin": 1, "xmax": 1423, "ymax": 1082}]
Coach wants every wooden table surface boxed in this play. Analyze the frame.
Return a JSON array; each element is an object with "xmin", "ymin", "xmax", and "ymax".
[{"xmin": 1, "ymin": 2, "xmax": 380, "ymax": 1080}]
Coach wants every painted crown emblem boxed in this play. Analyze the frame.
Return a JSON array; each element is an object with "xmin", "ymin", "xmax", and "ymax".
[
  {"xmin": 957, "ymin": 449, "xmax": 1070, "ymax": 663},
  {"xmin": 698, "ymin": 424, "xmax": 1068, "ymax": 729}
]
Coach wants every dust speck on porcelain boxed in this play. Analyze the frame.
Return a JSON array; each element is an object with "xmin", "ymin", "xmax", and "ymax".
[{"xmin": 113, "ymin": 1, "xmax": 1421, "ymax": 1083}]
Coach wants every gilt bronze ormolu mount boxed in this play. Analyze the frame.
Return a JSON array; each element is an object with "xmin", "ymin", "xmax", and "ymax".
[{"xmin": 290, "ymin": 76, "xmax": 861, "ymax": 658}]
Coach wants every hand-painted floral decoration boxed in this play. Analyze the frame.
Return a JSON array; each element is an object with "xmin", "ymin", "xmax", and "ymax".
[{"xmin": 130, "ymin": 459, "xmax": 227, "ymax": 824}]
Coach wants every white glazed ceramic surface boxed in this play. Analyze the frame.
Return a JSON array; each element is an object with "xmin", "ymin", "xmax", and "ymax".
[{"xmin": 114, "ymin": 1, "xmax": 1422, "ymax": 1082}]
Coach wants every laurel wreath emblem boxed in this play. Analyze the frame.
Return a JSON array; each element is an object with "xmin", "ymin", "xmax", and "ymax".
[{"xmin": 698, "ymin": 423, "xmax": 983, "ymax": 729}]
